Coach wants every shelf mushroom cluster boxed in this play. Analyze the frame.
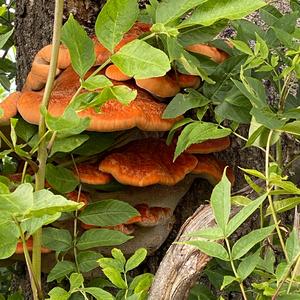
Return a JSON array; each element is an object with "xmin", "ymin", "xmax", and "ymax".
[{"xmin": 0, "ymin": 22, "xmax": 233, "ymax": 254}]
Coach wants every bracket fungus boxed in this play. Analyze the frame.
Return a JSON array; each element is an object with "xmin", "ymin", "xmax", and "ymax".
[
  {"xmin": 0, "ymin": 92, "xmax": 21, "ymax": 125},
  {"xmin": 185, "ymin": 136, "xmax": 231, "ymax": 154},
  {"xmin": 99, "ymin": 138, "xmax": 198, "ymax": 187},
  {"xmin": 192, "ymin": 154, "xmax": 235, "ymax": 186},
  {"xmin": 1, "ymin": 20, "xmax": 235, "ymax": 259}
]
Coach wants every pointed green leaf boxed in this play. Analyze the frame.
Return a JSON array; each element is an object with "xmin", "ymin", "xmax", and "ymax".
[
  {"xmin": 83, "ymin": 287, "xmax": 114, "ymax": 300},
  {"xmin": 156, "ymin": 0, "xmax": 208, "ymax": 24},
  {"xmin": 226, "ymin": 193, "xmax": 267, "ymax": 236},
  {"xmin": 102, "ymin": 267, "xmax": 127, "ymax": 289},
  {"xmin": 237, "ymin": 250, "xmax": 260, "ymax": 280},
  {"xmin": 76, "ymin": 229, "xmax": 132, "ymax": 250},
  {"xmin": 180, "ymin": 0, "xmax": 266, "ymax": 27},
  {"xmin": 42, "ymin": 228, "xmax": 72, "ymax": 252},
  {"xmin": 79, "ymin": 199, "xmax": 139, "ymax": 227},
  {"xmin": 184, "ymin": 240, "xmax": 229, "ymax": 260},
  {"xmin": 47, "ymin": 261, "xmax": 76, "ymax": 282},
  {"xmin": 211, "ymin": 170, "xmax": 231, "ymax": 234},
  {"xmin": 111, "ymin": 39, "xmax": 171, "ymax": 79},
  {"xmin": 95, "ymin": 0, "xmax": 139, "ymax": 52},
  {"xmin": 61, "ymin": 14, "xmax": 95, "ymax": 77},
  {"xmin": 232, "ymin": 225, "xmax": 275, "ymax": 259},
  {"xmin": 125, "ymin": 248, "xmax": 147, "ymax": 272},
  {"xmin": 77, "ymin": 251, "xmax": 103, "ymax": 273}
]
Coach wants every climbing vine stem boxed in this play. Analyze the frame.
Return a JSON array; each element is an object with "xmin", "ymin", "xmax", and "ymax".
[{"xmin": 32, "ymin": 0, "xmax": 64, "ymax": 299}]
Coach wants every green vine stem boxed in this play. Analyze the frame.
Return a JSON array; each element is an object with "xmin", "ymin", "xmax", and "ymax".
[
  {"xmin": 14, "ymin": 219, "xmax": 43, "ymax": 300},
  {"xmin": 32, "ymin": 0, "xmax": 64, "ymax": 298},
  {"xmin": 265, "ymin": 130, "xmax": 289, "ymax": 262},
  {"xmin": 225, "ymin": 238, "xmax": 248, "ymax": 300}
]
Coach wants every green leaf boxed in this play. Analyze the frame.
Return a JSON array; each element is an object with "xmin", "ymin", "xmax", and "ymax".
[
  {"xmin": 73, "ymin": 132, "xmax": 116, "ymax": 156},
  {"xmin": 30, "ymin": 189, "xmax": 82, "ymax": 217},
  {"xmin": 166, "ymin": 118, "xmax": 194, "ymax": 145},
  {"xmin": 125, "ymin": 248, "xmax": 147, "ymax": 272},
  {"xmin": 185, "ymin": 227, "xmax": 224, "ymax": 240},
  {"xmin": 221, "ymin": 276, "xmax": 237, "ymax": 290},
  {"xmin": 69, "ymin": 273, "xmax": 84, "ymax": 290},
  {"xmin": 163, "ymin": 89, "xmax": 210, "ymax": 119},
  {"xmin": 79, "ymin": 199, "xmax": 139, "ymax": 227},
  {"xmin": 111, "ymin": 248, "xmax": 126, "ymax": 266},
  {"xmin": 189, "ymin": 283, "xmax": 215, "ymax": 300},
  {"xmin": 231, "ymin": 225, "xmax": 275, "ymax": 259},
  {"xmin": 226, "ymin": 193, "xmax": 267, "ymax": 236},
  {"xmin": 230, "ymin": 40, "xmax": 253, "ymax": 56},
  {"xmin": 286, "ymin": 229, "xmax": 300, "ymax": 262},
  {"xmin": 251, "ymin": 107, "xmax": 286, "ymax": 130},
  {"xmin": 269, "ymin": 176, "xmax": 300, "ymax": 194},
  {"xmin": 180, "ymin": 0, "xmax": 266, "ymax": 27},
  {"xmin": 43, "ymin": 106, "xmax": 90, "ymax": 137},
  {"xmin": 175, "ymin": 122, "xmax": 231, "ymax": 160},
  {"xmin": 76, "ymin": 229, "xmax": 132, "ymax": 250},
  {"xmin": 0, "ymin": 183, "xmax": 33, "ymax": 215},
  {"xmin": 50, "ymin": 134, "xmax": 89, "ymax": 157},
  {"xmin": 156, "ymin": 0, "xmax": 208, "ymax": 24},
  {"xmin": 240, "ymin": 168, "xmax": 266, "ymax": 179},
  {"xmin": 0, "ymin": 217, "xmax": 19, "ymax": 259},
  {"xmin": 47, "ymin": 261, "xmax": 76, "ymax": 282},
  {"xmin": 61, "ymin": 14, "xmax": 95, "ymax": 77},
  {"xmin": 102, "ymin": 267, "xmax": 127, "ymax": 289},
  {"xmin": 111, "ymin": 39, "xmax": 171, "ymax": 79},
  {"xmin": 211, "ymin": 170, "xmax": 231, "ymax": 234},
  {"xmin": 83, "ymin": 287, "xmax": 114, "ymax": 300},
  {"xmin": 266, "ymin": 197, "xmax": 300, "ymax": 216},
  {"xmin": 129, "ymin": 273, "xmax": 154, "ymax": 293},
  {"xmin": 95, "ymin": 0, "xmax": 139, "ymax": 52},
  {"xmin": 184, "ymin": 240, "xmax": 229, "ymax": 260},
  {"xmin": 98, "ymin": 257, "xmax": 124, "ymax": 273},
  {"xmin": 281, "ymin": 121, "xmax": 300, "ymax": 136},
  {"xmin": 77, "ymin": 251, "xmax": 102, "ymax": 273},
  {"xmin": 178, "ymin": 21, "xmax": 227, "ymax": 46},
  {"xmin": 107, "ymin": 85, "xmax": 137, "ymax": 105},
  {"xmin": 45, "ymin": 164, "xmax": 79, "ymax": 193},
  {"xmin": 237, "ymin": 250, "xmax": 260, "ymax": 280},
  {"xmin": 0, "ymin": 29, "xmax": 13, "ymax": 49},
  {"xmin": 48, "ymin": 287, "xmax": 70, "ymax": 300},
  {"xmin": 203, "ymin": 55, "xmax": 246, "ymax": 102},
  {"xmin": 42, "ymin": 228, "xmax": 72, "ymax": 252},
  {"xmin": 82, "ymin": 75, "xmax": 113, "ymax": 91},
  {"xmin": 231, "ymin": 196, "xmax": 252, "ymax": 206},
  {"xmin": 21, "ymin": 214, "xmax": 61, "ymax": 236},
  {"xmin": 15, "ymin": 118, "xmax": 37, "ymax": 143}
]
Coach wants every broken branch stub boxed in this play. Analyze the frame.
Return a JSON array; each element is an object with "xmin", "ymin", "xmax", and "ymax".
[{"xmin": 148, "ymin": 204, "xmax": 238, "ymax": 300}]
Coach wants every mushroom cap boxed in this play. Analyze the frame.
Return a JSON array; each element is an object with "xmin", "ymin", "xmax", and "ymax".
[
  {"xmin": 75, "ymin": 163, "xmax": 112, "ymax": 185},
  {"xmin": 81, "ymin": 222, "xmax": 135, "ymax": 235},
  {"xmin": 192, "ymin": 154, "xmax": 235, "ymax": 185},
  {"xmin": 135, "ymin": 75, "xmax": 180, "ymax": 98},
  {"xmin": 105, "ymin": 64, "xmax": 132, "ymax": 81},
  {"xmin": 99, "ymin": 138, "xmax": 198, "ymax": 186},
  {"xmin": 127, "ymin": 204, "xmax": 173, "ymax": 227},
  {"xmin": 176, "ymin": 73, "xmax": 201, "ymax": 89},
  {"xmin": 0, "ymin": 92, "xmax": 21, "ymax": 125},
  {"xmin": 186, "ymin": 43, "xmax": 229, "ymax": 63},
  {"xmin": 66, "ymin": 191, "xmax": 89, "ymax": 206},
  {"xmin": 185, "ymin": 136, "xmax": 230, "ymax": 154},
  {"xmin": 18, "ymin": 67, "xmax": 180, "ymax": 132}
]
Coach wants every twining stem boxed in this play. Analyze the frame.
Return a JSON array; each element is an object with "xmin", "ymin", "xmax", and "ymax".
[
  {"xmin": 14, "ymin": 219, "xmax": 43, "ymax": 300},
  {"xmin": 225, "ymin": 238, "xmax": 248, "ymax": 300},
  {"xmin": 265, "ymin": 130, "xmax": 289, "ymax": 262},
  {"xmin": 32, "ymin": 0, "xmax": 64, "ymax": 298}
]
